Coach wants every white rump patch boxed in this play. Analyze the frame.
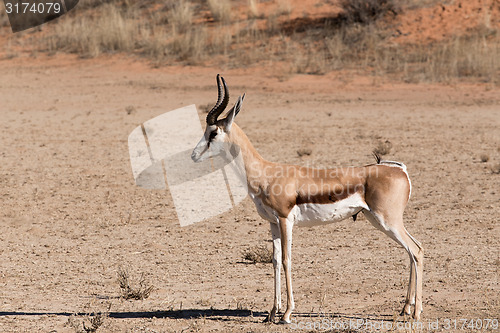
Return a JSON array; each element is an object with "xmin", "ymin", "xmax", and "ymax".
[
  {"xmin": 380, "ymin": 161, "xmax": 412, "ymax": 201},
  {"xmin": 289, "ymin": 192, "xmax": 369, "ymax": 227}
]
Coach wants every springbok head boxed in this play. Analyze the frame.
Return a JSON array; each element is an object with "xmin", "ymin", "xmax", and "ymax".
[{"xmin": 191, "ymin": 75, "xmax": 245, "ymax": 163}]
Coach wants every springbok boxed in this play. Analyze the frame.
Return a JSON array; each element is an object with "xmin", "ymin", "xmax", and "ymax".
[{"xmin": 191, "ymin": 75, "xmax": 423, "ymax": 324}]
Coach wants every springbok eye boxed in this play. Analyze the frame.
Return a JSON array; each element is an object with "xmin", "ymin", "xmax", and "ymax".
[{"xmin": 209, "ymin": 131, "xmax": 217, "ymax": 141}]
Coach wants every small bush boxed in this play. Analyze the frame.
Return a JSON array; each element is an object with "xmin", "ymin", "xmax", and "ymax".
[
  {"xmin": 82, "ymin": 313, "xmax": 106, "ymax": 333},
  {"xmin": 340, "ymin": 0, "xmax": 400, "ymax": 25},
  {"xmin": 243, "ymin": 246, "xmax": 273, "ymax": 264},
  {"xmin": 66, "ymin": 303, "xmax": 110, "ymax": 333},
  {"xmin": 117, "ymin": 267, "xmax": 154, "ymax": 300}
]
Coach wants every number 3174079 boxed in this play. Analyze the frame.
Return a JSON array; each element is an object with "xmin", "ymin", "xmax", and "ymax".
[{"xmin": 5, "ymin": 2, "xmax": 61, "ymax": 14}]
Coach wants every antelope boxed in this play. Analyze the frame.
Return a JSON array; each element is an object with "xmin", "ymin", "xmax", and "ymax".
[{"xmin": 191, "ymin": 75, "xmax": 423, "ymax": 324}]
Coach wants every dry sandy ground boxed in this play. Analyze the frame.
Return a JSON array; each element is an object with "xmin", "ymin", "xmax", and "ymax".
[{"xmin": 0, "ymin": 55, "xmax": 499, "ymax": 333}]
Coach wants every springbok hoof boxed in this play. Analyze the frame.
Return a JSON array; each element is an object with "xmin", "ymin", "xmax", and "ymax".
[{"xmin": 400, "ymin": 308, "xmax": 411, "ymax": 316}]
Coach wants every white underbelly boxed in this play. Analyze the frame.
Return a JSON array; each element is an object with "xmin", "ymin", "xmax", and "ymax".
[{"xmin": 289, "ymin": 192, "xmax": 368, "ymax": 227}]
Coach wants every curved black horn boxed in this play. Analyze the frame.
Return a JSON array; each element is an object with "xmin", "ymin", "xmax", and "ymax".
[{"xmin": 206, "ymin": 74, "xmax": 229, "ymax": 125}]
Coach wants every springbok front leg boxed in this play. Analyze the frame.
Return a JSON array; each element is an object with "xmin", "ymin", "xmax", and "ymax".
[
  {"xmin": 264, "ymin": 222, "xmax": 282, "ymax": 323},
  {"xmin": 279, "ymin": 217, "xmax": 294, "ymax": 324}
]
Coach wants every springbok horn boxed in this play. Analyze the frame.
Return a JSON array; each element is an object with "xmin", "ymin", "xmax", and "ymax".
[{"xmin": 206, "ymin": 74, "xmax": 229, "ymax": 125}]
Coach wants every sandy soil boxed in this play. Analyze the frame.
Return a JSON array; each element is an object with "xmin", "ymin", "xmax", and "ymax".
[{"xmin": 0, "ymin": 55, "xmax": 499, "ymax": 333}]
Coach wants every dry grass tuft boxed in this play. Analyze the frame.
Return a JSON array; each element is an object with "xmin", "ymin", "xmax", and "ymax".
[
  {"xmin": 44, "ymin": 3, "xmax": 135, "ymax": 57},
  {"xmin": 374, "ymin": 140, "xmax": 393, "ymax": 156},
  {"xmin": 117, "ymin": 267, "xmax": 154, "ymax": 300},
  {"xmin": 167, "ymin": 0, "xmax": 193, "ymax": 34},
  {"xmin": 243, "ymin": 246, "xmax": 273, "ymax": 263},
  {"xmin": 66, "ymin": 303, "xmax": 110, "ymax": 333},
  {"xmin": 169, "ymin": 26, "xmax": 207, "ymax": 63},
  {"xmin": 403, "ymin": 29, "xmax": 500, "ymax": 84},
  {"xmin": 208, "ymin": 0, "xmax": 232, "ymax": 24},
  {"xmin": 82, "ymin": 313, "xmax": 106, "ymax": 333}
]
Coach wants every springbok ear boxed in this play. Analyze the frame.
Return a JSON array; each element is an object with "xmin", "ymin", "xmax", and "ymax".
[{"xmin": 225, "ymin": 93, "xmax": 245, "ymax": 133}]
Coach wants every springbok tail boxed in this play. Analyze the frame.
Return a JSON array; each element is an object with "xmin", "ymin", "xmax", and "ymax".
[{"xmin": 373, "ymin": 151, "xmax": 407, "ymax": 172}]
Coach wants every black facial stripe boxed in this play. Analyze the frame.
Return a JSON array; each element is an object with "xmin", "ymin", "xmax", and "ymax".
[{"xmin": 207, "ymin": 131, "xmax": 217, "ymax": 148}]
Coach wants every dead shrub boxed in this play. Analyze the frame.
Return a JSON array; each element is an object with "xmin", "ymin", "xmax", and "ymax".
[
  {"xmin": 117, "ymin": 267, "xmax": 154, "ymax": 300},
  {"xmin": 82, "ymin": 313, "xmax": 106, "ymax": 333},
  {"xmin": 339, "ymin": 0, "xmax": 400, "ymax": 25},
  {"xmin": 243, "ymin": 246, "xmax": 273, "ymax": 264},
  {"xmin": 66, "ymin": 303, "xmax": 110, "ymax": 333}
]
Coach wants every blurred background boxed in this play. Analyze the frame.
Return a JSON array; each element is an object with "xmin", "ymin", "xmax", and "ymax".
[{"xmin": 1, "ymin": 0, "xmax": 499, "ymax": 84}]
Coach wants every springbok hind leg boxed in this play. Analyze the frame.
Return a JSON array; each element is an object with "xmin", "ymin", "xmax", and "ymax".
[
  {"xmin": 364, "ymin": 210, "xmax": 423, "ymax": 320},
  {"xmin": 400, "ymin": 228, "xmax": 423, "ymax": 317},
  {"xmin": 401, "ymin": 252, "xmax": 416, "ymax": 316}
]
